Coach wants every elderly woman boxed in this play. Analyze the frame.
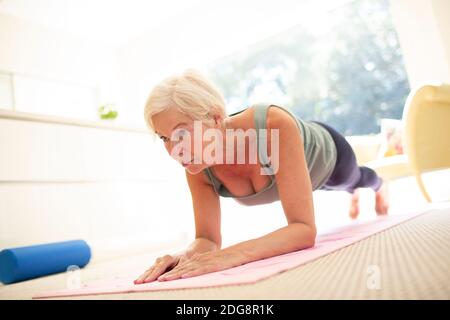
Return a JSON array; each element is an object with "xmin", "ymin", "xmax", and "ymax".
[{"xmin": 134, "ymin": 69, "xmax": 389, "ymax": 284}]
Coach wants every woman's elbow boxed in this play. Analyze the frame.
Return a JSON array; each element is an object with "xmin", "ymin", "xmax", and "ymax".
[
  {"xmin": 306, "ymin": 235, "xmax": 316, "ymax": 248},
  {"xmin": 303, "ymin": 237, "xmax": 316, "ymax": 249},
  {"xmin": 291, "ymin": 222, "xmax": 316, "ymax": 249},
  {"xmin": 303, "ymin": 224, "xmax": 317, "ymax": 248}
]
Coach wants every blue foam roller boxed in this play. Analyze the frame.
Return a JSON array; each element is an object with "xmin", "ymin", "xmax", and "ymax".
[{"xmin": 0, "ymin": 239, "xmax": 91, "ymax": 284}]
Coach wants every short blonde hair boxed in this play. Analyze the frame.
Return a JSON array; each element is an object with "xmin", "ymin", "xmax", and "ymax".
[{"xmin": 144, "ymin": 69, "xmax": 226, "ymax": 136}]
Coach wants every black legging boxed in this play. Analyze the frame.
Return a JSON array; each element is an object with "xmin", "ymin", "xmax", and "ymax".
[{"xmin": 310, "ymin": 121, "xmax": 383, "ymax": 194}]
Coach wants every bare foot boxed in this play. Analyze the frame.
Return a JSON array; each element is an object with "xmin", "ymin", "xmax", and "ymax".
[
  {"xmin": 375, "ymin": 181, "xmax": 390, "ymax": 215},
  {"xmin": 349, "ymin": 189, "xmax": 360, "ymax": 219}
]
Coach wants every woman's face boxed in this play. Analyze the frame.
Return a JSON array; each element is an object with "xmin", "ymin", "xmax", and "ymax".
[{"xmin": 151, "ymin": 107, "xmax": 221, "ymax": 174}]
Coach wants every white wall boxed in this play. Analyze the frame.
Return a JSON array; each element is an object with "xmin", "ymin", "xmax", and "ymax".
[
  {"xmin": 391, "ymin": 0, "xmax": 450, "ymax": 88},
  {"xmin": 0, "ymin": 117, "xmax": 193, "ymax": 260},
  {"xmin": 431, "ymin": 0, "xmax": 450, "ymax": 73}
]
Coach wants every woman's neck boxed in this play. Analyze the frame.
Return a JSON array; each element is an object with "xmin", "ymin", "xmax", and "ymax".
[{"xmin": 210, "ymin": 110, "xmax": 258, "ymax": 178}]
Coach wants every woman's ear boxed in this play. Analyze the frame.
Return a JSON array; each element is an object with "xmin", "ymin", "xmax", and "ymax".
[
  {"xmin": 206, "ymin": 112, "xmax": 226, "ymax": 129},
  {"xmin": 211, "ymin": 114, "xmax": 222, "ymax": 127}
]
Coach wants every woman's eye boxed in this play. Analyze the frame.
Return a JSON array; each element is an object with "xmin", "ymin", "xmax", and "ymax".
[{"xmin": 174, "ymin": 129, "xmax": 188, "ymax": 141}]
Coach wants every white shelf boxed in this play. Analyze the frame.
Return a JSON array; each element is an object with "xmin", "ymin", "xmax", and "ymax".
[{"xmin": 0, "ymin": 109, "xmax": 148, "ymax": 133}]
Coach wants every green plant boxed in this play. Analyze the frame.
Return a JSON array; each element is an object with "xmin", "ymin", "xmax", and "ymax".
[{"xmin": 98, "ymin": 104, "xmax": 118, "ymax": 120}]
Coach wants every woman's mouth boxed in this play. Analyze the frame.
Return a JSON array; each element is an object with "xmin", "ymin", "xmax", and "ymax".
[{"xmin": 182, "ymin": 159, "xmax": 194, "ymax": 167}]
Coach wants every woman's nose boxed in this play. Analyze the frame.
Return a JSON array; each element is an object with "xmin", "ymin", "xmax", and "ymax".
[{"xmin": 166, "ymin": 144, "xmax": 184, "ymax": 159}]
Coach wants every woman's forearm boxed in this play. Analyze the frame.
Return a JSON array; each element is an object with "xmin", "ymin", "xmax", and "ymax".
[
  {"xmin": 222, "ymin": 223, "xmax": 316, "ymax": 265},
  {"xmin": 155, "ymin": 223, "xmax": 316, "ymax": 282}
]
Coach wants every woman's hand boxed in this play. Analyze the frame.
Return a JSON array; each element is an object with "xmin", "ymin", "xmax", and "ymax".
[
  {"xmin": 157, "ymin": 249, "xmax": 241, "ymax": 281},
  {"xmin": 134, "ymin": 254, "xmax": 189, "ymax": 284}
]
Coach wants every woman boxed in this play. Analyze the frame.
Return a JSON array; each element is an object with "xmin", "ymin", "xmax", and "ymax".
[{"xmin": 134, "ymin": 69, "xmax": 389, "ymax": 284}]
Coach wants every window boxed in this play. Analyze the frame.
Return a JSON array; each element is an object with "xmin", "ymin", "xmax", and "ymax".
[
  {"xmin": 0, "ymin": 70, "xmax": 99, "ymax": 121},
  {"xmin": 206, "ymin": 0, "xmax": 410, "ymax": 136}
]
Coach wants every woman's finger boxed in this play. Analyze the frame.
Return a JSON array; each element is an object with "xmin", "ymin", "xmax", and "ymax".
[
  {"xmin": 134, "ymin": 266, "xmax": 155, "ymax": 284},
  {"xmin": 143, "ymin": 261, "xmax": 173, "ymax": 283},
  {"xmin": 143, "ymin": 255, "xmax": 181, "ymax": 283},
  {"xmin": 158, "ymin": 264, "xmax": 195, "ymax": 281},
  {"xmin": 134, "ymin": 255, "xmax": 178, "ymax": 284}
]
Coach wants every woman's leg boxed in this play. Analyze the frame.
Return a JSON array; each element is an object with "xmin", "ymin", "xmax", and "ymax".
[{"xmin": 311, "ymin": 121, "xmax": 389, "ymax": 218}]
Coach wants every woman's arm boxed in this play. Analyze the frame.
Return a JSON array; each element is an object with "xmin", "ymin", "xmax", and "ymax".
[
  {"xmin": 221, "ymin": 223, "xmax": 315, "ymax": 265},
  {"xmin": 185, "ymin": 168, "xmax": 223, "ymax": 248},
  {"xmin": 219, "ymin": 106, "xmax": 317, "ymax": 263},
  {"xmin": 170, "ymin": 168, "xmax": 222, "ymax": 260},
  {"xmin": 158, "ymin": 107, "xmax": 317, "ymax": 281},
  {"xmin": 135, "ymin": 169, "xmax": 222, "ymax": 284}
]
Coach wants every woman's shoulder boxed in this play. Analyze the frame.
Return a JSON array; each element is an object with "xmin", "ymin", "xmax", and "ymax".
[
  {"xmin": 266, "ymin": 105, "xmax": 301, "ymax": 132},
  {"xmin": 186, "ymin": 168, "xmax": 213, "ymax": 186},
  {"xmin": 227, "ymin": 103, "xmax": 302, "ymax": 141},
  {"xmin": 226, "ymin": 106, "xmax": 256, "ymax": 131}
]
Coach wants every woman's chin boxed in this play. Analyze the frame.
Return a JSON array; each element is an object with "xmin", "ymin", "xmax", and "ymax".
[{"xmin": 184, "ymin": 163, "xmax": 203, "ymax": 174}]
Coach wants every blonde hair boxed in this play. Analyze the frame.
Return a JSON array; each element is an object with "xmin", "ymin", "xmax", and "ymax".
[{"xmin": 144, "ymin": 69, "xmax": 226, "ymax": 136}]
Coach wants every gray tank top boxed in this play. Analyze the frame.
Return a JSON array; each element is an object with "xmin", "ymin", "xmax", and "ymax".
[{"xmin": 203, "ymin": 102, "xmax": 337, "ymax": 206}]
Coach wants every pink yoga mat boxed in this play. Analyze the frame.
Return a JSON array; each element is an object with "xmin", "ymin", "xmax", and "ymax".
[{"xmin": 33, "ymin": 210, "xmax": 430, "ymax": 299}]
